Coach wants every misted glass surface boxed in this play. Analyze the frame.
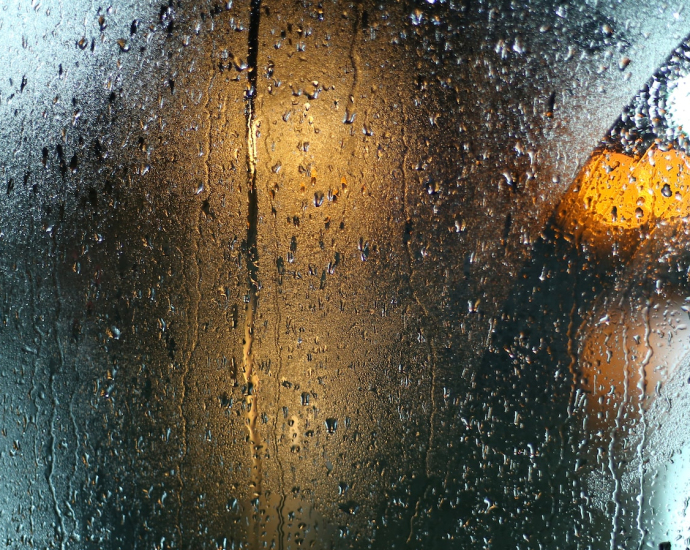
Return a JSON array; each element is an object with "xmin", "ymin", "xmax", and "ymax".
[{"xmin": 3, "ymin": 0, "xmax": 690, "ymax": 548}]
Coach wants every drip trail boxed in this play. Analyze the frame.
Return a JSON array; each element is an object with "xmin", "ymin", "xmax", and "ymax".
[{"xmin": 242, "ymin": 0, "xmax": 264, "ymax": 531}]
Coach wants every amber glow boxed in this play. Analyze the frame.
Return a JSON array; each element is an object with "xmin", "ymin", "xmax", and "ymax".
[
  {"xmin": 557, "ymin": 147, "xmax": 690, "ymax": 249},
  {"xmin": 578, "ymin": 292, "xmax": 690, "ymax": 415},
  {"xmin": 563, "ymin": 147, "xmax": 690, "ymax": 418}
]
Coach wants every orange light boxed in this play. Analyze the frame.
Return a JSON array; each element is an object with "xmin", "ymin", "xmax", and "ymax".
[
  {"xmin": 557, "ymin": 146, "xmax": 690, "ymax": 251},
  {"xmin": 561, "ymin": 147, "xmax": 690, "ymax": 419}
]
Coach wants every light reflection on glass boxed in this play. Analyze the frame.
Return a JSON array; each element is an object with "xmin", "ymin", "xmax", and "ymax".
[
  {"xmin": 5, "ymin": 0, "xmax": 690, "ymax": 547},
  {"xmin": 557, "ymin": 146, "xmax": 690, "ymax": 549}
]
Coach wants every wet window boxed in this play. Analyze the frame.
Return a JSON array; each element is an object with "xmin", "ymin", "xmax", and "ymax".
[{"xmin": 2, "ymin": 0, "xmax": 690, "ymax": 548}]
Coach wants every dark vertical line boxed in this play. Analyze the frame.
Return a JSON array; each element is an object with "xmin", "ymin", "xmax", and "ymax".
[
  {"xmin": 401, "ymin": 80, "xmax": 438, "ymax": 548},
  {"xmin": 344, "ymin": 1, "xmax": 362, "ymax": 127},
  {"xmin": 49, "ymin": 231, "xmax": 67, "ymax": 550},
  {"xmin": 247, "ymin": 0, "xmax": 261, "ymax": 92},
  {"xmin": 246, "ymin": 0, "xmax": 260, "ymax": 297},
  {"xmin": 243, "ymin": 0, "xmax": 263, "ymax": 543}
]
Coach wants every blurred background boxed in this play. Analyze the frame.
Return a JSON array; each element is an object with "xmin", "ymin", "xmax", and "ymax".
[{"xmin": 2, "ymin": 0, "xmax": 690, "ymax": 548}]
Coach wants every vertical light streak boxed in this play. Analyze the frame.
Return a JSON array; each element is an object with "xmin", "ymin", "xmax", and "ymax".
[{"xmin": 242, "ymin": 0, "xmax": 264, "ymax": 533}]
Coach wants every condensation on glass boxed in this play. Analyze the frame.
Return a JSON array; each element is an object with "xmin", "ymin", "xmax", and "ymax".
[{"xmin": 1, "ymin": 0, "xmax": 690, "ymax": 548}]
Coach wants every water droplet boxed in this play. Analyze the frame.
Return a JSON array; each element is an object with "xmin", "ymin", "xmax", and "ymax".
[
  {"xmin": 410, "ymin": 9, "xmax": 423, "ymax": 25},
  {"xmin": 325, "ymin": 418, "xmax": 338, "ymax": 433},
  {"xmin": 338, "ymin": 501, "xmax": 359, "ymax": 515}
]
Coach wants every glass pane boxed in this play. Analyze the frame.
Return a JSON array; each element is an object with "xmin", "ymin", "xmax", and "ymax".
[{"xmin": 2, "ymin": 0, "xmax": 690, "ymax": 548}]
